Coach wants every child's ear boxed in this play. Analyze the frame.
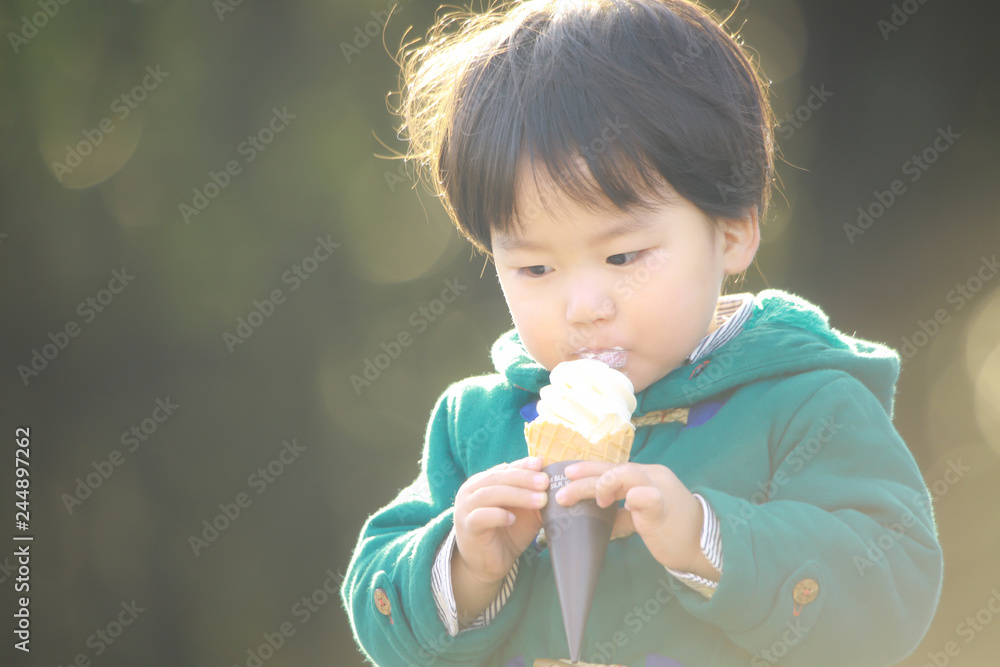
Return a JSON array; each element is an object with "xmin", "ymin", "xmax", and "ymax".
[{"xmin": 720, "ymin": 208, "xmax": 760, "ymax": 275}]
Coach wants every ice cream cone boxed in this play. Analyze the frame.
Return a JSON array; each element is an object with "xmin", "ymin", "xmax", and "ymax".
[
  {"xmin": 524, "ymin": 359, "xmax": 637, "ymax": 663},
  {"xmin": 524, "ymin": 420, "xmax": 633, "ymax": 468},
  {"xmin": 536, "ymin": 458, "xmax": 619, "ymax": 662}
]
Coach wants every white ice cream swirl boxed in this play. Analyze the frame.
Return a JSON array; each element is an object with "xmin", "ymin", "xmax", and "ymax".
[{"xmin": 536, "ymin": 358, "xmax": 637, "ymax": 442}]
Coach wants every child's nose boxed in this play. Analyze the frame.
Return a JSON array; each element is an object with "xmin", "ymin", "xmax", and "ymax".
[{"xmin": 565, "ymin": 278, "xmax": 616, "ymax": 324}]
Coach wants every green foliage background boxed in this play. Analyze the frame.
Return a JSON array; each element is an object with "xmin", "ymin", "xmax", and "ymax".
[{"xmin": 1, "ymin": 0, "xmax": 999, "ymax": 665}]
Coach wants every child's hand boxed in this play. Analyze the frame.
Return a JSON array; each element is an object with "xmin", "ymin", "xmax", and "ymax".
[
  {"xmin": 556, "ymin": 461, "xmax": 719, "ymax": 581},
  {"xmin": 451, "ymin": 456, "xmax": 548, "ymax": 622}
]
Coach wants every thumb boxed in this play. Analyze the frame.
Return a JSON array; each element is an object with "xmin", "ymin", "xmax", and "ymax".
[{"xmin": 623, "ymin": 486, "xmax": 666, "ymax": 521}]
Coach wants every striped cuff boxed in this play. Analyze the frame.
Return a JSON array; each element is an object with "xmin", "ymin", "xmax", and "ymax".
[
  {"xmin": 665, "ymin": 493, "xmax": 724, "ymax": 598},
  {"xmin": 431, "ymin": 528, "xmax": 519, "ymax": 636}
]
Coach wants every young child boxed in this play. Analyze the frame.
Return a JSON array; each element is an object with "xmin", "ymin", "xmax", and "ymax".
[{"xmin": 341, "ymin": 1, "xmax": 943, "ymax": 664}]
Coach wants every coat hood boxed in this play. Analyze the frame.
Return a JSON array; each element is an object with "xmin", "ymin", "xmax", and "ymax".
[{"xmin": 491, "ymin": 289, "xmax": 901, "ymax": 417}]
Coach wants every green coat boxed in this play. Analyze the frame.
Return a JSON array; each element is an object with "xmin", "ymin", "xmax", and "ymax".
[{"xmin": 342, "ymin": 290, "xmax": 943, "ymax": 666}]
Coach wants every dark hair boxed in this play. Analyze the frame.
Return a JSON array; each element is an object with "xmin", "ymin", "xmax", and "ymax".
[{"xmin": 399, "ymin": 0, "xmax": 774, "ymax": 255}]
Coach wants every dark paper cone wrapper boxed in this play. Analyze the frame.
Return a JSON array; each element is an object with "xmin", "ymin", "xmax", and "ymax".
[{"xmin": 541, "ymin": 460, "xmax": 617, "ymax": 663}]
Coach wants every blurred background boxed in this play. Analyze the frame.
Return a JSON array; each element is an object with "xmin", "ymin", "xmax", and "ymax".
[{"xmin": 1, "ymin": 0, "xmax": 998, "ymax": 665}]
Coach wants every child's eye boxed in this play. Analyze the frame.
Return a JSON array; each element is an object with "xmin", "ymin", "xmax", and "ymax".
[
  {"xmin": 519, "ymin": 265, "xmax": 552, "ymax": 277},
  {"xmin": 607, "ymin": 251, "xmax": 642, "ymax": 266}
]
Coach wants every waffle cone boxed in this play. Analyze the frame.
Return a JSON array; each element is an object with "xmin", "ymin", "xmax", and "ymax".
[{"xmin": 524, "ymin": 420, "xmax": 634, "ymax": 468}]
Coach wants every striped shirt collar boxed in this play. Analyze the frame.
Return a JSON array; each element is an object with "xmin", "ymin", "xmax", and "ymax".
[{"xmin": 686, "ymin": 293, "xmax": 754, "ymax": 364}]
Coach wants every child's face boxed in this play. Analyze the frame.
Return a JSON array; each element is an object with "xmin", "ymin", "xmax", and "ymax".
[{"xmin": 492, "ymin": 171, "xmax": 758, "ymax": 393}]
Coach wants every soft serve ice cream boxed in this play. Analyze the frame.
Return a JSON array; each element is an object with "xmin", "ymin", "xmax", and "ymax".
[
  {"xmin": 535, "ymin": 358, "xmax": 637, "ymax": 442},
  {"xmin": 525, "ymin": 358, "xmax": 637, "ymax": 467}
]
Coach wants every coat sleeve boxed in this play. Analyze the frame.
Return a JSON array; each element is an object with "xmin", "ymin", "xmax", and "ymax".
[
  {"xmin": 676, "ymin": 374, "xmax": 943, "ymax": 666},
  {"xmin": 340, "ymin": 382, "xmax": 538, "ymax": 666}
]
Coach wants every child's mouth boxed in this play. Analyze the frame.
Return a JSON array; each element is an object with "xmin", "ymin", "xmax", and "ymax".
[{"xmin": 575, "ymin": 347, "xmax": 628, "ymax": 369}]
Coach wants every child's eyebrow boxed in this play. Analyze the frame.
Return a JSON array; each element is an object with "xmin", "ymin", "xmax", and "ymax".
[
  {"xmin": 494, "ymin": 212, "xmax": 658, "ymax": 253},
  {"xmin": 592, "ymin": 213, "xmax": 659, "ymax": 244}
]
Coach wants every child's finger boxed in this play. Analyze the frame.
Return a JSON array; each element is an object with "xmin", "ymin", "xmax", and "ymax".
[
  {"xmin": 555, "ymin": 462, "xmax": 622, "ymax": 505},
  {"xmin": 464, "ymin": 466, "xmax": 549, "ymax": 494},
  {"xmin": 594, "ymin": 464, "xmax": 652, "ymax": 507},
  {"xmin": 466, "ymin": 485, "xmax": 548, "ymax": 512},
  {"xmin": 622, "ymin": 485, "xmax": 666, "ymax": 520},
  {"xmin": 508, "ymin": 456, "xmax": 545, "ymax": 471},
  {"xmin": 563, "ymin": 461, "xmax": 616, "ymax": 479},
  {"xmin": 463, "ymin": 506, "xmax": 517, "ymax": 535},
  {"xmin": 553, "ymin": 476, "xmax": 600, "ymax": 506}
]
